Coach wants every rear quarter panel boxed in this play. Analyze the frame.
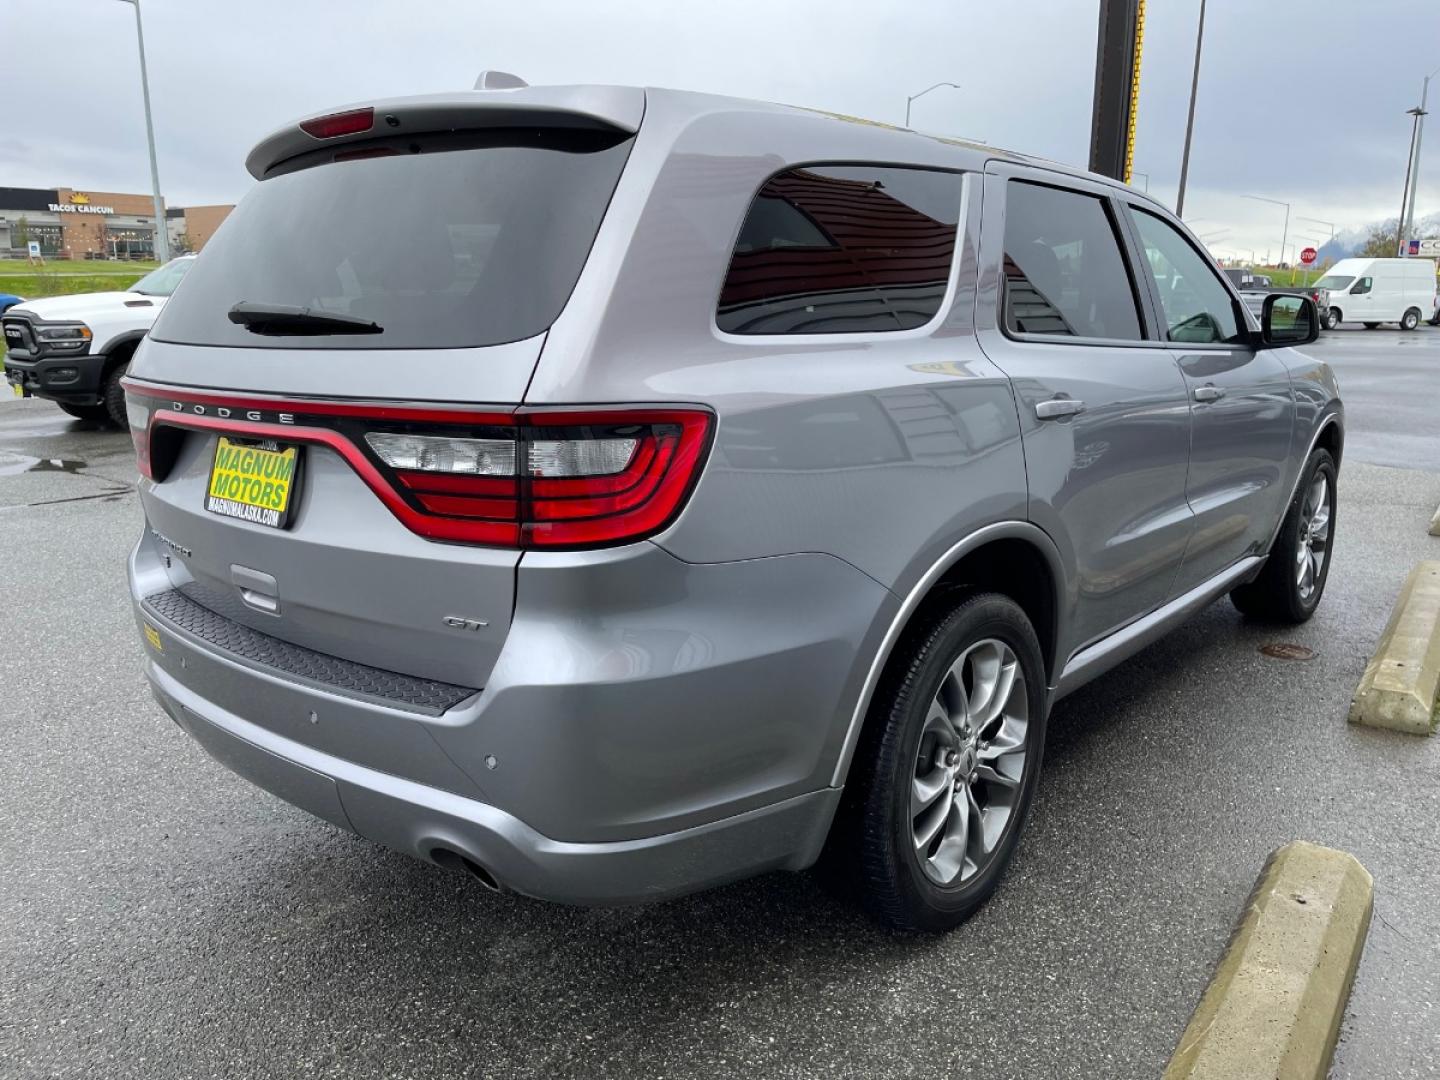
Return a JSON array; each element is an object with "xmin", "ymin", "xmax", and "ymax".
[{"xmin": 526, "ymin": 96, "xmax": 1030, "ymax": 594}]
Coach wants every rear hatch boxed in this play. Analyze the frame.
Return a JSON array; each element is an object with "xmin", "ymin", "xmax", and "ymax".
[{"xmin": 128, "ymin": 97, "xmax": 640, "ymax": 693}]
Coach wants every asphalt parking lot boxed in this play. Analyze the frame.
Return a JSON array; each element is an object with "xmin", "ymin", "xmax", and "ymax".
[{"xmin": 3, "ymin": 328, "xmax": 1439, "ymax": 1079}]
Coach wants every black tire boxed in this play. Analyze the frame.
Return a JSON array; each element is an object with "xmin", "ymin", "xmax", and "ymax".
[
  {"xmin": 1400, "ymin": 308, "xmax": 1421, "ymax": 331},
  {"xmin": 101, "ymin": 362, "xmax": 128, "ymax": 428},
  {"xmin": 1231, "ymin": 448, "xmax": 1336, "ymax": 623},
  {"xmin": 1363, "ymin": 322, "xmax": 1380, "ymax": 330},
  {"xmin": 58, "ymin": 402, "xmax": 111, "ymax": 423},
  {"xmin": 1325, "ymin": 307, "xmax": 1342, "ymax": 330},
  {"xmin": 836, "ymin": 592, "xmax": 1047, "ymax": 932}
]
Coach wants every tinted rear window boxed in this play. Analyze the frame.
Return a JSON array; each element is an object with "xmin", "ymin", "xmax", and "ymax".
[
  {"xmin": 152, "ymin": 130, "xmax": 632, "ymax": 350},
  {"xmin": 716, "ymin": 165, "xmax": 963, "ymax": 334}
]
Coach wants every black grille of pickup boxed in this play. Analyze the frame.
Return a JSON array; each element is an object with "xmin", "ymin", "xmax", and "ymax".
[
  {"xmin": 142, "ymin": 588, "xmax": 479, "ymax": 716},
  {"xmin": 2, "ymin": 316, "xmax": 34, "ymax": 353}
]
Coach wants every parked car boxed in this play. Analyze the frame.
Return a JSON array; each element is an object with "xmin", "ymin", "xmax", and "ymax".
[
  {"xmin": 0, "ymin": 292, "xmax": 24, "ymax": 314},
  {"xmin": 123, "ymin": 81, "xmax": 1341, "ymax": 931},
  {"xmin": 1240, "ymin": 283, "xmax": 1330, "ymax": 325},
  {"xmin": 2, "ymin": 256, "xmax": 195, "ymax": 423},
  {"xmin": 1316, "ymin": 257, "xmax": 1439, "ymax": 330},
  {"xmin": 1223, "ymin": 268, "xmax": 1271, "ymax": 290},
  {"xmin": 1225, "ymin": 269, "xmax": 1330, "ymax": 327}
]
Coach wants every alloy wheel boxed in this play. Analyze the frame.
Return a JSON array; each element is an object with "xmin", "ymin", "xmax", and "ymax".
[
  {"xmin": 910, "ymin": 638, "xmax": 1029, "ymax": 886},
  {"xmin": 1296, "ymin": 473, "xmax": 1331, "ymax": 602}
]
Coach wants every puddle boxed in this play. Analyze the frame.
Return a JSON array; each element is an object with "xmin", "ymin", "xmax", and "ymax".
[{"xmin": 0, "ymin": 453, "xmax": 88, "ymax": 477}]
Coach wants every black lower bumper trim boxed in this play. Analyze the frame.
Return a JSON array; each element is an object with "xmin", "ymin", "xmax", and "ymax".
[{"xmin": 141, "ymin": 588, "xmax": 480, "ymax": 716}]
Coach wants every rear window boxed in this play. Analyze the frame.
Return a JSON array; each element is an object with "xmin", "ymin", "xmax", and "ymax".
[
  {"xmin": 151, "ymin": 129, "xmax": 632, "ymax": 350},
  {"xmin": 716, "ymin": 164, "xmax": 963, "ymax": 335},
  {"xmin": 1315, "ymin": 275, "xmax": 1354, "ymax": 290}
]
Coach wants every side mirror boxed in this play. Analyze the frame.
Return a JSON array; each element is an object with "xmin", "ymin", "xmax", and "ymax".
[{"xmin": 1260, "ymin": 294, "xmax": 1318, "ymax": 348}]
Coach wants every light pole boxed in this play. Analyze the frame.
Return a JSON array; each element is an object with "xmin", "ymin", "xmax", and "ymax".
[
  {"xmin": 1242, "ymin": 193, "xmax": 1290, "ymax": 269},
  {"xmin": 1400, "ymin": 65, "xmax": 1439, "ymax": 255},
  {"xmin": 905, "ymin": 82, "xmax": 960, "ymax": 129},
  {"xmin": 115, "ymin": 0, "xmax": 169, "ymax": 263},
  {"xmin": 1175, "ymin": 0, "xmax": 1207, "ymax": 217},
  {"xmin": 1398, "ymin": 106, "xmax": 1425, "ymax": 255}
]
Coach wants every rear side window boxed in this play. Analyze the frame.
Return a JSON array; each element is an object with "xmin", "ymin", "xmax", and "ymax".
[
  {"xmin": 151, "ymin": 129, "xmax": 633, "ymax": 350},
  {"xmin": 716, "ymin": 165, "xmax": 963, "ymax": 335},
  {"xmin": 1002, "ymin": 181, "xmax": 1142, "ymax": 341},
  {"xmin": 1130, "ymin": 209, "xmax": 1243, "ymax": 344}
]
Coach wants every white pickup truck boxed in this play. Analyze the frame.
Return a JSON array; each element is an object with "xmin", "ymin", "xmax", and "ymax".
[{"xmin": 3, "ymin": 256, "xmax": 194, "ymax": 425}]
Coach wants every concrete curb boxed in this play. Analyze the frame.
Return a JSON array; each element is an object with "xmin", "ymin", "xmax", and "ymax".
[
  {"xmin": 1348, "ymin": 561, "xmax": 1440, "ymax": 734},
  {"xmin": 1164, "ymin": 841, "xmax": 1373, "ymax": 1080},
  {"xmin": 1429, "ymin": 503, "xmax": 1440, "ymax": 537}
]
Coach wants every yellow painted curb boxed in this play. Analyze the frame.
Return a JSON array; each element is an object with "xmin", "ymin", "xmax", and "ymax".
[
  {"xmin": 1348, "ymin": 561, "xmax": 1440, "ymax": 735},
  {"xmin": 1164, "ymin": 842, "xmax": 1373, "ymax": 1080}
]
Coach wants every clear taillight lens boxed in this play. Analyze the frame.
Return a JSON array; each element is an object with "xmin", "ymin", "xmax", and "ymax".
[
  {"xmin": 365, "ymin": 433, "xmax": 516, "ymax": 475},
  {"xmin": 527, "ymin": 437, "xmax": 638, "ymax": 477}
]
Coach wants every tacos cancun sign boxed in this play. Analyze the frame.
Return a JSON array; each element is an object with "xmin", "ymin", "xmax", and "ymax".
[{"xmin": 47, "ymin": 194, "xmax": 115, "ymax": 215}]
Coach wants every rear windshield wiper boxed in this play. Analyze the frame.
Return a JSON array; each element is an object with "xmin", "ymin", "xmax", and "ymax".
[{"xmin": 227, "ymin": 301, "xmax": 382, "ymax": 336}]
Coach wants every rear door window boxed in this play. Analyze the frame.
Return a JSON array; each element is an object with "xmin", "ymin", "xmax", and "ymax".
[
  {"xmin": 151, "ymin": 129, "xmax": 633, "ymax": 350},
  {"xmin": 1130, "ymin": 209, "xmax": 1244, "ymax": 344},
  {"xmin": 716, "ymin": 165, "xmax": 963, "ymax": 334},
  {"xmin": 1002, "ymin": 181, "xmax": 1143, "ymax": 341}
]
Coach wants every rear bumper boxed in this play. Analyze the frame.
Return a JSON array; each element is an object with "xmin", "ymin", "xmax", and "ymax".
[
  {"xmin": 4, "ymin": 351, "xmax": 107, "ymax": 404},
  {"xmin": 130, "ymin": 532, "xmax": 894, "ymax": 903},
  {"xmin": 146, "ymin": 661, "xmax": 840, "ymax": 904}
]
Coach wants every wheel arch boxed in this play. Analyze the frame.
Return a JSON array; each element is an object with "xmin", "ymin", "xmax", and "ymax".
[
  {"xmin": 1313, "ymin": 412, "xmax": 1344, "ymax": 469},
  {"xmin": 98, "ymin": 331, "xmax": 145, "ymax": 381},
  {"xmin": 829, "ymin": 521, "xmax": 1065, "ymax": 788}
]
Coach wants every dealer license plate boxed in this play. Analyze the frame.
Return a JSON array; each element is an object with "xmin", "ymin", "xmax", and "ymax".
[{"xmin": 205, "ymin": 436, "xmax": 300, "ymax": 529}]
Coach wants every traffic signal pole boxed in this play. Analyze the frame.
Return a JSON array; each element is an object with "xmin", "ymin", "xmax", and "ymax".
[{"xmin": 1089, "ymin": 0, "xmax": 1145, "ymax": 185}]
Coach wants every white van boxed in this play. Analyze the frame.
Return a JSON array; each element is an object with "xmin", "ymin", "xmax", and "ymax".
[{"xmin": 1316, "ymin": 257, "xmax": 1438, "ymax": 330}]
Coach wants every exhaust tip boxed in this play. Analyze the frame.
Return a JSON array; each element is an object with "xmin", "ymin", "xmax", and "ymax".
[{"xmin": 429, "ymin": 847, "xmax": 504, "ymax": 893}]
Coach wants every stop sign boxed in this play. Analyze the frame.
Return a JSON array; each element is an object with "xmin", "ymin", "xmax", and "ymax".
[{"xmin": 1300, "ymin": 247, "xmax": 1318, "ymax": 265}]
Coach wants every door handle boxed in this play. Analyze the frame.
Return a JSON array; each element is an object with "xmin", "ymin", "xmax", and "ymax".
[
  {"xmin": 1193, "ymin": 385, "xmax": 1225, "ymax": 403},
  {"xmin": 1035, "ymin": 398, "xmax": 1086, "ymax": 420}
]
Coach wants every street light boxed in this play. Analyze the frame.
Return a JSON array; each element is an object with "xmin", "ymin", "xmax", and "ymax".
[
  {"xmin": 115, "ymin": 0, "xmax": 169, "ymax": 263},
  {"xmin": 1241, "ymin": 193, "xmax": 1290, "ymax": 269},
  {"xmin": 1175, "ymin": 0, "xmax": 1208, "ymax": 217},
  {"xmin": 1398, "ymin": 106, "xmax": 1426, "ymax": 255},
  {"xmin": 1400, "ymin": 65, "xmax": 1439, "ymax": 255},
  {"xmin": 905, "ymin": 82, "xmax": 960, "ymax": 129}
]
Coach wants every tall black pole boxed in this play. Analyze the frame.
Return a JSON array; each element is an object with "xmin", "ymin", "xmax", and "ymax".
[
  {"xmin": 1088, "ymin": 0, "xmax": 1143, "ymax": 182},
  {"xmin": 1175, "ymin": 0, "xmax": 1207, "ymax": 218}
]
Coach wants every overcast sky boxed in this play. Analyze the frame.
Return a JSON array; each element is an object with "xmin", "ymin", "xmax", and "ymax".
[{"xmin": 4, "ymin": 0, "xmax": 1437, "ymax": 260}]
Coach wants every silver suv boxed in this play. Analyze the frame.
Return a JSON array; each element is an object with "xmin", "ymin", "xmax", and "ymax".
[{"xmin": 125, "ymin": 81, "xmax": 1340, "ymax": 931}]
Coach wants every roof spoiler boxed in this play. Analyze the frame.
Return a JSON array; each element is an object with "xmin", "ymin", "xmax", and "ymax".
[{"xmin": 245, "ymin": 84, "xmax": 644, "ymax": 179}]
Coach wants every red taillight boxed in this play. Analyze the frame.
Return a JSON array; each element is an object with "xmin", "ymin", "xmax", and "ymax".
[
  {"xmin": 122, "ymin": 382, "xmax": 713, "ymax": 551},
  {"xmin": 299, "ymin": 107, "xmax": 374, "ymax": 139}
]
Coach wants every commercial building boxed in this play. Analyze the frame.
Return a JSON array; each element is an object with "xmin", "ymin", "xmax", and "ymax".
[{"xmin": 0, "ymin": 186, "xmax": 233, "ymax": 260}]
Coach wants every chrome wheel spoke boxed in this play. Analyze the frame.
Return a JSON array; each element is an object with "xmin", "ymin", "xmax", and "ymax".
[
  {"xmin": 964, "ymin": 641, "xmax": 1005, "ymax": 729},
  {"xmin": 912, "ymin": 768, "xmax": 951, "ymax": 817},
  {"xmin": 974, "ymin": 760, "xmax": 1022, "ymax": 789},
  {"xmin": 926, "ymin": 788, "xmax": 971, "ymax": 882},
  {"xmin": 914, "ymin": 786, "xmax": 953, "ymax": 853}
]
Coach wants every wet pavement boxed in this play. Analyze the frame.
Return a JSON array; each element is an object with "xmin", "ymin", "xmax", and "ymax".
[{"xmin": 2, "ymin": 330, "xmax": 1439, "ymax": 1078}]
